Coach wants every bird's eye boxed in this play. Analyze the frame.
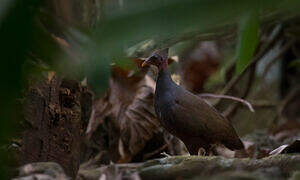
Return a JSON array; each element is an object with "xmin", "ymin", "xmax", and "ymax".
[{"xmin": 154, "ymin": 55, "xmax": 163, "ymax": 61}]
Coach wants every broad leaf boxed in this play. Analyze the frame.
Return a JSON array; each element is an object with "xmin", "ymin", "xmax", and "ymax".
[{"xmin": 236, "ymin": 11, "xmax": 260, "ymax": 74}]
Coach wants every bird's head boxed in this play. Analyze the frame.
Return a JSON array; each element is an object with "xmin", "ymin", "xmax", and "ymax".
[{"xmin": 142, "ymin": 48, "xmax": 169, "ymax": 70}]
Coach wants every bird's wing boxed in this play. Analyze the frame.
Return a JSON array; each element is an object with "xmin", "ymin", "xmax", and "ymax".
[{"xmin": 171, "ymin": 88, "xmax": 239, "ymax": 141}]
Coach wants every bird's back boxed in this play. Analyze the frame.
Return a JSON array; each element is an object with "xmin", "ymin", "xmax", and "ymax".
[
  {"xmin": 156, "ymin": 81, "xmax": 243, "ymax": 151},
  {"xmin": 173, "ymin": 87, "xmax": 243, "ymax": 150},
  {"xmin": 154, "ymin": 69, "xmax": 243, "ymax": 153}
]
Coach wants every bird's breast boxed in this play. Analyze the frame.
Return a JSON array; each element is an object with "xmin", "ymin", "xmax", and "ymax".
[{"xmin": 154, "ymin": 96, "xmax": 178, "ymax": 134}]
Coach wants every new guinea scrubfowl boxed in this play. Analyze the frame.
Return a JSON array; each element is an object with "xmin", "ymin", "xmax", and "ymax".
[{"xmin": 142, "ymin": 48, "xmax": 244, "ymax": 155}]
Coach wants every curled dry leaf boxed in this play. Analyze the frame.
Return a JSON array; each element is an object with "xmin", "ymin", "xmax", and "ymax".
[
  {"xmin": 269, "ymin": 139, "xmax": 300, "ymax": 155},
  {"xmin": 118, "ymin": 83, "xmax": 159, "ymax": 162},
  {"xmin": 86, "ymin": 63, "xmax": 160, "ymax": 163},
  {"xmin": 269, "ymin": 145, "xmax": 289, "ymax": 156}
]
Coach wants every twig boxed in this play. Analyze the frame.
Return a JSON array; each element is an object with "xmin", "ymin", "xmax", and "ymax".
[
  {"xmin": 223, "ymin": 64, "xmax": 256, "ymax": 118},
  {"xmin": 198, "ymin": 93, "xmax": 254, "ymax": 112}
]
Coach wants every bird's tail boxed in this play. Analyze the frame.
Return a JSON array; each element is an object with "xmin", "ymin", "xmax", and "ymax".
[{"xmin": 223, "ymin": 138, "xmax": 244, "ymax": 150}]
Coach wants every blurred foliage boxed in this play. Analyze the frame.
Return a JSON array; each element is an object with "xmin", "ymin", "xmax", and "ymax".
[
  {"xmin": 0, "ymin": 0, "xmax": 40, "ymax": 178},
  {"xmin": 92, "ymin": 0, "xmax": 299, "ymax": 57},
  {"xmin": 66, "ymin": 30, "xmax": 111, "ymax": 94},
  {"xmin": 1, "ymin": 0, "xmax": 300, "ymax": 178},
  {"xmin": 235, "ymin": 11, "xmax": 260, "ymax": 74}
]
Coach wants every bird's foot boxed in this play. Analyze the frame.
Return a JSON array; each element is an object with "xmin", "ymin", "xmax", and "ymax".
[
  {"xmin": 197, "ymin": 148, "xmax": 206, "ymax": 156},
  {"xmin": 160, "ymin": 152, "xmax": 172, "ymax": 158}
]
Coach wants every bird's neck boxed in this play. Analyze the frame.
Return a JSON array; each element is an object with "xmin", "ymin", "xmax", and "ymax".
[
  {"xmin": 156, "ymin": 66, "xmax": 175, "ymax": 93},
  {"xmin": 157, "ymin": 66, "xmax": 171, "ymax": 82},
  {"xmin": 158, "ymin": 61, "xmax": 168, "ymax": 71}
]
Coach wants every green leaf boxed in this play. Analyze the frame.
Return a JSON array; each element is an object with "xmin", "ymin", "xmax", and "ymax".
[{"xmin": 236, "ymin": 11, "xmax": 260, "ymax": 74}]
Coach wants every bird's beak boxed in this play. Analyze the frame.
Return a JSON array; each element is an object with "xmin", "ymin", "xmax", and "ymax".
[
  {"xmin": 141, "ymin": 56, "xmax": 152, "ymax": 67},
  {"xmin": 141, "ymin": 60, "xmax": 148, "ymax": 67}
]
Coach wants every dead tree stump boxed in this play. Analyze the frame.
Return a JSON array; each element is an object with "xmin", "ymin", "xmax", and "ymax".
[{"xmin": 21, "ymin": 74, "xmax": 92, "ymax": 179}]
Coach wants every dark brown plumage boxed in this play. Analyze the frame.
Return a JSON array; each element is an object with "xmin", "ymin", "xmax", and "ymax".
[{"xmin": 142, "ymin": 48, "xmax": 244, "ymax": 155}]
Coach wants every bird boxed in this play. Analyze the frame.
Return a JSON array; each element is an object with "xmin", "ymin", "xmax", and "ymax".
[{"xmin": 142, "ymin": 48, "xmax": 244, "ymax": 155}]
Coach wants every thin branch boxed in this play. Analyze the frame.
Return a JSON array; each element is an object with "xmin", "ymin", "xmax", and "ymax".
[
  {"xmin": 198, "ymin": 93, "xmax": 254, "ymax": 112},
  {"xmin": 223, "ymin": 64, "xmax": 256, "ymax": 118}
]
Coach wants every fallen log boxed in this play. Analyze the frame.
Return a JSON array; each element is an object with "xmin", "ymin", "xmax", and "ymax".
[{"xmin": 77, "ymin": 154, "xmax": 300, "ymax": 180}]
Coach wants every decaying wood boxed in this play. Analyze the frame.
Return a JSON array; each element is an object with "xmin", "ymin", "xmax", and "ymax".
[{"xmin": 21, "ymin": 73, "xmax": 93, "ymax": 179}]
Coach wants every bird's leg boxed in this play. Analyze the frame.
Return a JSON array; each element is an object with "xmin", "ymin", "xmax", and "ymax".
[{"xmin": 197, "ymin": 147, "xmax": 206, "ymax": 156}]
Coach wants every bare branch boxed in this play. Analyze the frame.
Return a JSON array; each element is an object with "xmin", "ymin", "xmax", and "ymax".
[{"xmin": 223, "ymin": 64, "xmax": 256, "ymax": 118}]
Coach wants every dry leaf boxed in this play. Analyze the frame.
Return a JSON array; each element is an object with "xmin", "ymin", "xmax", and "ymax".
[
  {"xmin": 118, "ymin": 82, "xmax": 159, "ymax": 162},
  {"xmin": 86, "ymin": 63, "xmax": 160, "ymax": 163},
  {"xmin": 180, "ymin": 41, "xmax": 221, "ymax": 93},
  {"xmin": 270, "ymin": 139, "xmax": 300, "ymax": 155},
  {"xmin": 269, "ymin": 145, "xmax": 289, "ymax": 155}
]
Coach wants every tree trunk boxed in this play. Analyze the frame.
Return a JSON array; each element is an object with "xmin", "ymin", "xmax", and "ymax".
[{"xmin": 22, "ymin": 74, "xmax": 92, "ymax": 179}]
